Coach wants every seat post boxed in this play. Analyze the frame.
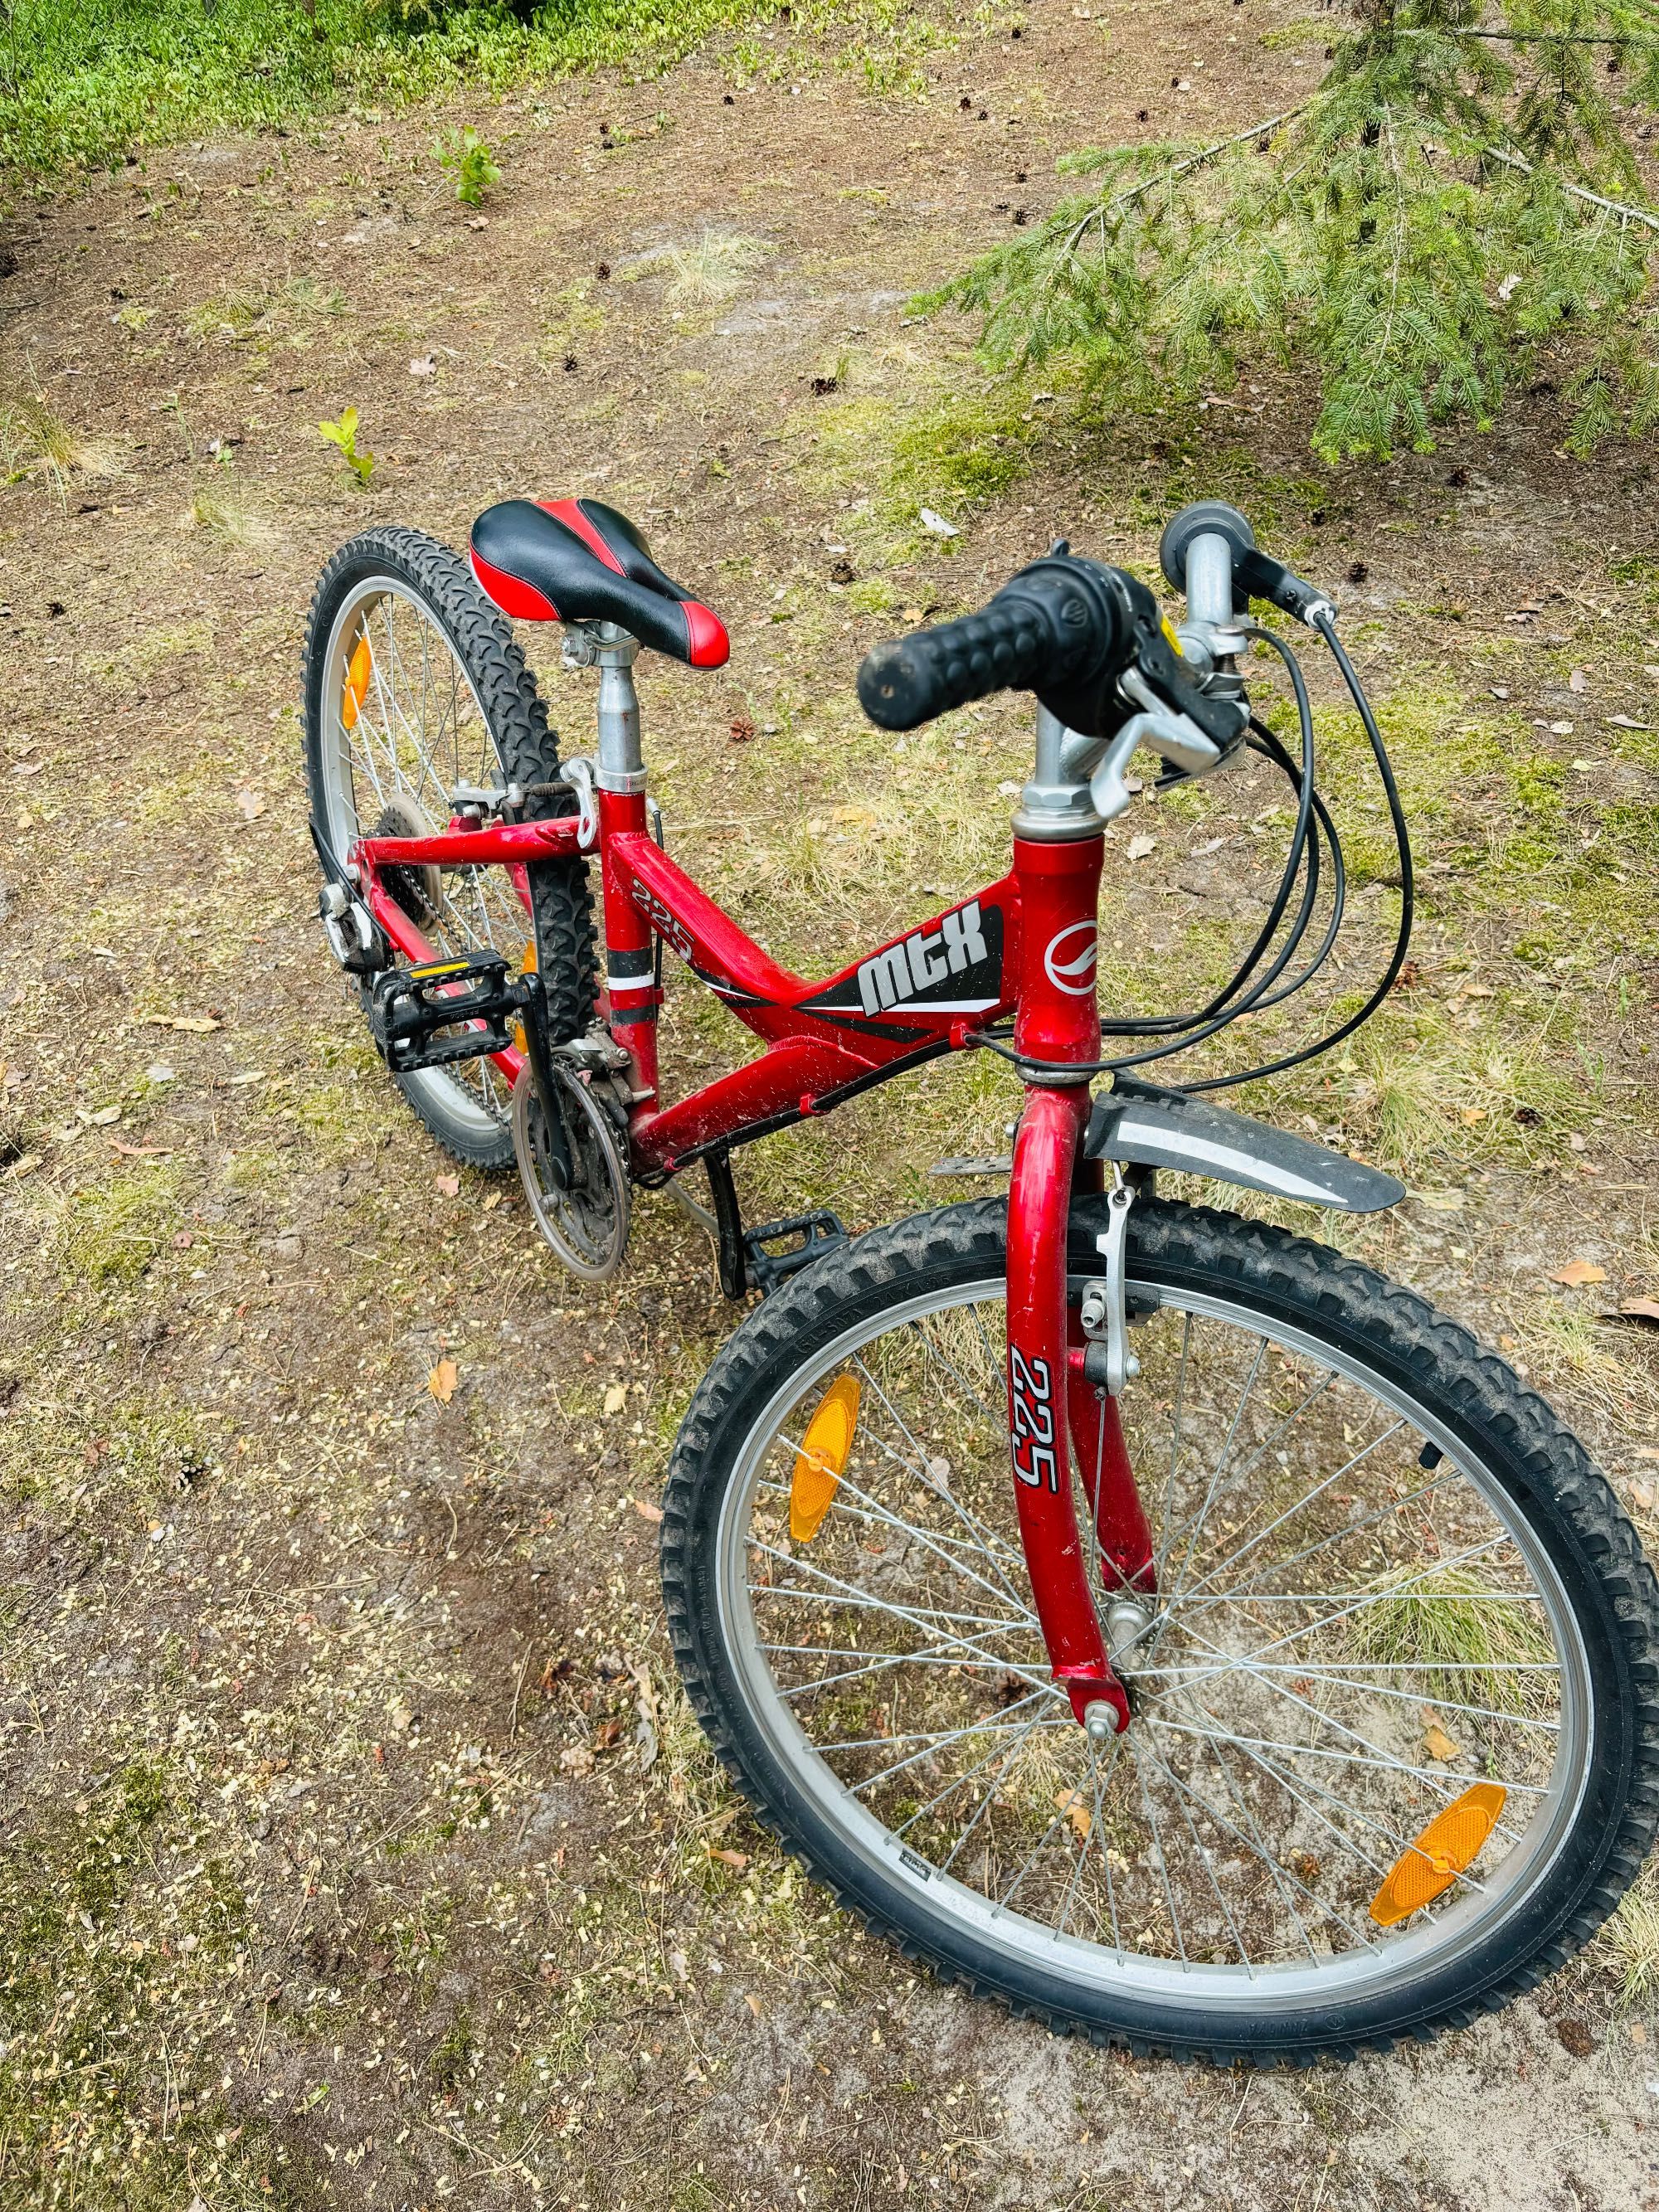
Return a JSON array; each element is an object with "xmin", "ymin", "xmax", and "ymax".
[{"xmin": 591, "ymin": 624, "xmax": 645, "ymax": 795}]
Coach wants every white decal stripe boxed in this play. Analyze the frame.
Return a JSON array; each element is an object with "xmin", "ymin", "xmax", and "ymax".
[{"xmin": 1108, "ymin": 1116, "xmax": 1346, "ymax": 1205}]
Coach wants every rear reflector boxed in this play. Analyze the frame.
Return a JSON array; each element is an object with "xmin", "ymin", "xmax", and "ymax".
[
  {"xmin": 789, "ymin": 1375, "xmax": 860, "ymax": 1542},
  {"xmin": 1369, "ymin": 1782, "xmax": 1506, "ymax": 1926}
]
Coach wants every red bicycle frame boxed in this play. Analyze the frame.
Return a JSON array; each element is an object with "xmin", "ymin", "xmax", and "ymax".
[{"xmin": 353, "ymin": 779, "xmax": 1144, "ymax": 1728}]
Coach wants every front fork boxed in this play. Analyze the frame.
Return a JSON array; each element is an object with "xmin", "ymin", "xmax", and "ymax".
[
  {"xmin": 1006, "ymin": 1093, "xmax": 1146, "ymax": 1733},
  {"xmin": 1004, "ymin": 832, "xmax": 1152, "ymax": 1735}
]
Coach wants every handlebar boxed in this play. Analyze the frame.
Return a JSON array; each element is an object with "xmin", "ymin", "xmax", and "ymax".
[
  {"xmin": 855, "ymin": 550, "xmax": 1243, "ymax": 747},
  {"xmin": 855, "ymin": 504, "xmax": 1335, "ymax": 748}
]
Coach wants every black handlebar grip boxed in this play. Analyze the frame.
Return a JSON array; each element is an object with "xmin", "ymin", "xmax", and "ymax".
[
  {"xmin": 856, "ymin": 596, "xmax": 1056, "ymax": 731},
  {"xmin": 857, "ymin": 558, "xmax": 1133, "ymax": 733}
]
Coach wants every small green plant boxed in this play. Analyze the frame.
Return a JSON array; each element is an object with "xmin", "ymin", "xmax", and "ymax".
[
  {"xmin": 435, "ymin": 124, "xmax": 500, "ymax": 206},
  {"xmin": 319, "ymin": 405, "xmax": 374, "ymax": 487}
]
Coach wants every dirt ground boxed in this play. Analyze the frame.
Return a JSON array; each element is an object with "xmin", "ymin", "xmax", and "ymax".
[{"xmin": 3, "ymin": 0, "xmax": 1659, "ymax": 2205}]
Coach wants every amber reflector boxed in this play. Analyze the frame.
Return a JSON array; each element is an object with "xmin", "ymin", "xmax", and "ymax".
[
  {"xmin": 341, "ymin": 635, "xmax": 372, "ymax": 732},
  {"xmin": 1369, "ymin": 1782, "xmax": 1506, "ymax": 1926},
  {"xmin": 509, "ymin": 941, "xmax": 538, "ymax": 1052},
  {"xmin": 789, "ymin": 1375, "xmax": 860, "ymax": 1541}
]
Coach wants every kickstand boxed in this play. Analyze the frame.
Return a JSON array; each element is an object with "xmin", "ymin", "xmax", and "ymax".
[{"xmin": 704, "ymin": 1148, "xmax": 748, "ymax": 1300}]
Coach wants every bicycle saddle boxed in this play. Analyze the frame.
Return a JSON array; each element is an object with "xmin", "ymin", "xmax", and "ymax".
[{"xmin": 469, "ymin": 497, "xmax": 730, "ymax": 668}]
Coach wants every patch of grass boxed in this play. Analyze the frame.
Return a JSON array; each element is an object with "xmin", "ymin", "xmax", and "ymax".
[
  {"xmin": 0, "ymin": 0, "xmax": 824, "ymax": 177},
  {"xmin": 55, "ymin": 1161, "xmax": 183, "ymax": 1286},
  {"xmin": 1346, "ymin": 1563, "xmax": 1556, "ymax": 1715},
  {"xmin": 1598, "ymin": 1856, "xmax": 1659, "ymax": 2004},
  {"xmin": 186, "ymin": 484, "xmax": 274, "ymax": 546},
  {"xmin": 1, "ymin": 386, "xmax": 122, "ymax": 503},
  {"xmin": 629, "ymin": 230, "xmax": 770, "ymax": 301},
  {"xmin": 0, "ymin": 1762, "xmax": 284, "ymax": 2207},
  {"xmin": 184, "ymin": 275, "xmax": 348, "ymax": 348}
]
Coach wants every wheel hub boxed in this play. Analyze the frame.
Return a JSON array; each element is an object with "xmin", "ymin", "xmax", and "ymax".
[{"xmin": 1106, "ymin": 1597, "xmax": 1158, "ymax": 1676}]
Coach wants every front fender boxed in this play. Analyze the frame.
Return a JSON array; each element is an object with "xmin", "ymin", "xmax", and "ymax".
[{"xmin": 1083, "ymin": 1077, "xmax": 1404, "ymax": 1214}]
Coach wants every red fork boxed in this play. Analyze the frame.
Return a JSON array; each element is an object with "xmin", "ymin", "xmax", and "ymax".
[{"xmin": 1002, "ymin": 834, "xmax": 1140, "ymax": 1735}]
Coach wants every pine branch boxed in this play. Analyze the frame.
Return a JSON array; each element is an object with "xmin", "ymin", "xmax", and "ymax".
[{"xmin": 1484, "ymin": 143, "xmax": 1659, "ymax": 229}]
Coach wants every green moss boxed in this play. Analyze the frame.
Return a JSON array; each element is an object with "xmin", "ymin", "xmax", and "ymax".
[
  {"xmin": 0, "ymin": 1764, "xmax": 285, "ymax": 2208},
  {"xmin": 56, "ymin": 1161, "xmax": 182, "ymax": 1285}
]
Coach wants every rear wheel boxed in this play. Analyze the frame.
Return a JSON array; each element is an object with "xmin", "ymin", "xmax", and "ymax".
[
  {"xmin": 301, "ymin": 526, "xmax": 596, "ymax": 1168},
  {"xmin": 662, "ymin": 1197, "xmax": 1659, "ymax": 2062}
]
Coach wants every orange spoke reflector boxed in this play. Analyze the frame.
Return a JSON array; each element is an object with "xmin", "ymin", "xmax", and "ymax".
[
  {"xmin": 341, "ymin": 635, "xmax": 372, "ymax": 732},
  {"xmin": 510, "ymin": 941, "xmax": 538, "ymax": 1051},
  {"xmin": 789, "ymin": 1375, "xmax": 860, "ymax": 1542},
  {"xmin": 1369, "ymin": 1782, "xmax": 1506, "ymax": 1926}
]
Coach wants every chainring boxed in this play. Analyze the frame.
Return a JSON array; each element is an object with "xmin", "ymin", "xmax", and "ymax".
[
  {"xmin": 372, "ymin": 798, "xmax": 445, "ymax": 931},
  {"xmin": 511, "ymin": 1060, "xmax": 630, "ymax": 1281}
]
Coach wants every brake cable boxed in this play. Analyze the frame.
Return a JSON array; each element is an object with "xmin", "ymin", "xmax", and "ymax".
[{"xmin": 970, "ymin": 614, "xmax": 1410, "ymax": 1091}]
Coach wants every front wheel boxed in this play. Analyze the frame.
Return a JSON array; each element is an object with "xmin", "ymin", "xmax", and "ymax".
[{"xmin": 662, "ymin": 1197, "xmax": 1659, "ymax": 2063}]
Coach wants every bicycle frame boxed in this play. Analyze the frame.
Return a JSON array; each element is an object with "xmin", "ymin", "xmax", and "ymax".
[{"xmin": 348, "ymin": 654, "xmax": 1142, "ymax": 1729}]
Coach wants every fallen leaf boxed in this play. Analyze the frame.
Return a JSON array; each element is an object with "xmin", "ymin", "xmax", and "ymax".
[
  {"xmin": 918, "ymin": 506, "xmax": 960, "ymax": 537},
  {"xmin": 1458, "ymin": 1106, "xmax": 1487, "ymax": 1126},
  {"xmin": 830, "ymin": 804, "xmax": 877, "ymax": 829},
  {"xmin": 147, "ymin": 1014, "xmax": 221, "ymax": 1033},
  {"xmin": 2, "ymin": 1153, "xmax": 41, "ymax": 1179},
  {"xmin": 427, "ymin": 1357, "xmax": 459, "ymax": 1404},
  {"xmin": 1569, "ymin": 667, "xmax": 1587, "ymax": 693},
  {"xmin": 1053, "ymin": 1788, "xmax": 1092, "ymax": 1841},
  {"xmin": 1607, "ymin": 714, "xmax": 1655, "ymax": 732},
  {"xmin": 602, "ymin": 1383, "xmax": 629, "ymax": 1415},
  {"xmin": 708, "ymin": 1845, "xmax": 750, "ymax": 1869},
  {"xmin": 235, "ymin": 789, "xmax": 266, "ymax": 822},
  {"xmin": 76, "ymin": 1103, "xmax": 122, "ymax": 1126},
  {"xmin": 593, "ymin": 1716, "xmax": 626, "ymax": 1751},
  {"xmin": 1631, "ymin": 1482, "xmax": 1655, "ymax": 1512},
  {"xmin": 744, "ymin": 1991, "xmax": 763, "ymax": 2018},
  {"xmin": 1423, "ymin": 1715, "xmax": 1461, "ymax": 1762},
  {"xmin": 1126, "ymin": 832, "xmax": 1157, "ymax": 861},
  {"xmin": 1619, "ymin": 1299, "xmax": 1659, "ymax": 1329},
  {"xmin": 1550, "ymin": 1259, "xmax": 1607, "ymax": 1287},
  {"xmin": 434, "ymin": 1172, "xmax": 460, "ymax": 1198},
  {"xmin": 1417, "ymin": 1189, "xmax": 1466, "ymax": 1212},
  {"xmin": 632, "ymin": 1497, "xmax": 664, "ymax": 1523}
]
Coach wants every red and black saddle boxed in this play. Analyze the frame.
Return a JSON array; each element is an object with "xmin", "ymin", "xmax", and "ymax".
[{"xmin": 469, "ymin": 497, "xmax": 729, "ymax": 669}]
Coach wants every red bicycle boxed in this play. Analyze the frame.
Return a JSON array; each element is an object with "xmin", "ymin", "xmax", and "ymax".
[{"xmin": 303, "ymin": 495, "xmax": 1658, "ymax": 2063}]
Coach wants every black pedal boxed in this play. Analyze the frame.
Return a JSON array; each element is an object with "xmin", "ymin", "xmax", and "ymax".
[
  {"xmin": 742, "ymin": 1211, "xmax": 848, "ymax": 1295},
  {"xmin": 368, "ymin": 953, "xmax": 519, "ymax": 1073}
]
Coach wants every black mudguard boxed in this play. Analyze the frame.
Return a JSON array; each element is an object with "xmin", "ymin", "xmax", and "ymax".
[{"xmin": 1083, "ymin": 1077, "xmax": 1404, "ymax": 1214}]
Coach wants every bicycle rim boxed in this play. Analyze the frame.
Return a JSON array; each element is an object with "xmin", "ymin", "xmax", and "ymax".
[
  {"xmin": 317, "ymin": 575, "xmax": 534, "ymax": 1144},
  {"xmin": 710, "ymin": 1269, "xmax": 1593, "ymax": 2015}
]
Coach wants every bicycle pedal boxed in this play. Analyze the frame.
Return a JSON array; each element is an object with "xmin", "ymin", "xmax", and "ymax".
[
  {"xmin": 742, "ymin": 1211, "xmax": 848, "ymax": 1295},
  {"xmin": 368, "ymin": 953, "xmax": 521, "ymax": 1072}
]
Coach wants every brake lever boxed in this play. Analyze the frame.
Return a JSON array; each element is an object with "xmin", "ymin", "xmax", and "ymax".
[{"xmin": 1087, "ymin": 668, "xmax": 1246, "ymax": 823}]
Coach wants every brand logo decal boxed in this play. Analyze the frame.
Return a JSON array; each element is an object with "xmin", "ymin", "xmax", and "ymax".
[
  {"xmin": 1008, "ymin": 1347, "xmax": 1059, "ymax": 1493},
  {"xmin": 633, "ymin": 882, "xmax": 693, "ymax": 964},
  {"xmin": 1044, "ymin": 921, "xmax": 1099, "ymax": 997},
  {"xmin": 855, "ymin": 900, "xmax": 991, "ymax": 1018}
]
